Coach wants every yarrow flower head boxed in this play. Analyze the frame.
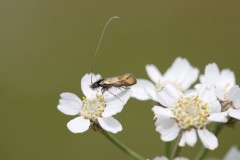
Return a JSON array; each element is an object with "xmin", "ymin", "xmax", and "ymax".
[
  {"xmin": 199, "ymin": 63, "xmax": 240, "ymax": 121},
  {"xmin": 57, "ymin": 73, "xmax": 131, "ymax": 133},
  {"xmin": 153, "ymin": 84, "xmax": 228, "ymax": 150},
  {"xmin": 131, "ymin": 57, "xmax": 199, "ymax": 101}
]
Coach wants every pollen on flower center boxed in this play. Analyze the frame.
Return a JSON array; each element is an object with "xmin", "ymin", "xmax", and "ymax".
[
  {"xmin": 81, "ymin": 95, "xmax": 106, "ymax": 122},
  {"xmin": 173, "ymin": 95, "xmax": 210, "ymax": 130}
]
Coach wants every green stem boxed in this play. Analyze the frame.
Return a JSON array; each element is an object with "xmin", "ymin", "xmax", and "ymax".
[
  {"xmin": 193, "ymin": 145, "xmax": 209, "ymax": 160},
  {"xmin": 193, "ymin": 124, "xmax": 223, "ymax": 160},
  {"xmin": 101, "ymin": 130, "xmax": 145, "ymax": 160},
  {"xmin": 170, "ymin": 135, "xmax": 182, "ymax": 160},
  {"xmin": 165, "ymin": 142, "xmax": 171, "ymax": 158}
]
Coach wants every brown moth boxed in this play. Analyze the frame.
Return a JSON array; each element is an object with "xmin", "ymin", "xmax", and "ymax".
[
  {"xmin": 89, "ymin": 17, "xmax": 137, "ymax": 93},
  {"xmin": 90, "ymin": 73, "xmax": 137, "ymax": 92}
]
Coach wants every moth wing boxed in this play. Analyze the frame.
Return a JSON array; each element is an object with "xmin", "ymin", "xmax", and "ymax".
[
  {"xmin": 119, "ymin": 74, "xmax": 137, "ymax": 86},
  {"xmin": 102, "ymin": 77, "xmax": 121, "ymax": 85},
  {"xmin": 101, "ymin": 74, "xmax": 137, "ymax": 87}
]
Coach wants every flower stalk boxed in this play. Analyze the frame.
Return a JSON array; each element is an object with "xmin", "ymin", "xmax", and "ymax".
[
  {"xmin": 101, "ymin": 130, "xmax": 145, "ymax": 160},
  {"xmin": 170, "ymin": 135, "xmax": 182, "ymax": 160},
  {"xmin": 165, "ymin": 142, "xmax": 172, "ymax": 158}
]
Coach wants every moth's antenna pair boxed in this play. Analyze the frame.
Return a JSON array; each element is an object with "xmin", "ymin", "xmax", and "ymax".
[{"xmin": 90, "ymin": 16, "xmax": 120, "ymax": 84}]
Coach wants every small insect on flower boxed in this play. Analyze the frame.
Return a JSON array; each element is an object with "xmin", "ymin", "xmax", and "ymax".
[
  {"xmin": 57, "ymin": 73, "xmax": 132, "ymax": 134},
  {"xmin": 90, "ymin": 73, "xmax": 137, "ymax": 93},
  {"xmin": 89, "ymin": 16, "xmax": 137, "ymax": 94},
  {"xmin": 57, "ymin": 17, "xmax": 135, "ymax": 134}
]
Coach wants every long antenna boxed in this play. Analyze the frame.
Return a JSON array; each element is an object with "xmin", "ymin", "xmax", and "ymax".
[{"xmin": 91, "ymin": 16, "xmax": 120, "ymax": 83}]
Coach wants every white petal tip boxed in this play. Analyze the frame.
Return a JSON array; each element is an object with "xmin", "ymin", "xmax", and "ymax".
[{"xmin": 67, "ymin": 117, "xmax": 90, "ymax": 133}]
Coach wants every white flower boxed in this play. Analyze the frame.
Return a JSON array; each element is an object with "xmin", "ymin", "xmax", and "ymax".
[
  {"xmin": 199, "ymin": 63, "xmax": 240, "ymax": 120},
  {"xmin": 153, "ymin": 156, "xmax": 188, "ymax": 160},
  {"xmin": 224, "ymin": 146, "xmax": 240, "ymax": 160},
  {"xmin": 199, "ymin": 63, "xmax": 235, "ymax": 101},
  {"xmin": 153, "ymin": 84, "xmax": 228, "ymax": 150},
  {"xmin": 131, "ymin": 57, "xmax": 199, "ymax": 101},
  {"xmin": 57, "ymin": 73, "xmax": 131, "ymax": 133}
]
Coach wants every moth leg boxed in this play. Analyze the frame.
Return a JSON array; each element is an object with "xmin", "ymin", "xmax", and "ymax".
[
  {"xmin": 117, "ymin": 87, "xmax": 123, "ymax": 91},
  {"xmin": 99, "ymin": 88, "xmax": 107, "ymax": 102},
  {"xmin": 117, "ymin": 86, "xmax": 129, "ymax": 92},
  {"xmin": 101, "ymin": 88, "xmax": 107, "ymax": 94},
  {"xmin": 106, "ymin": 90, "xmax": 124, "ymax": 103}
]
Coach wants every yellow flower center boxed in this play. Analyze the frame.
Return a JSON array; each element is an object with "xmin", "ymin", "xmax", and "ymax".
[
  {"xmin": 173, "ymin": 95, "xmax": 210, "ymax": 130},
  {"xmin": 81, "ymin": 95, "xmax": 106, "ymax": 122}
]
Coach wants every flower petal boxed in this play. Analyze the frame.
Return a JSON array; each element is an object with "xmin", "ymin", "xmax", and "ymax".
[
  {"xmin": 102, "ymin": 105, "xmax": 124, "ymax": 117},
  {"xmin": 157, "ymin": 84, "xmax": 182, "ymax": 108},
  {"xmin": 228, "ymin": 108, "xmax": 240, "ymax": 120},
  {"xmin": 229, "ymin": 85, "xmax": 240, "ymax": 108},
  {"xmin": 131, "ymin": 79, "xmax": 157, "ymax": 101},
  {"xmin": 164, "ymin": 57, "xmax": 199, "ymax": 90},
  {"xmin": 198, "ymin": 84, "xmax": 221, "ymax": 112},
  {"xmin": 145, "ymin": 64, "xmax": 163, "ymax": 84},
  {"xmin": 179, "ymin": 134, "xmax": 186, "ymax": 147},
  {"xmin": 200, "ymin": 63, "xmax": 220, "ymax": 85},
  {"xmin": 81, "ymin": 73, "xmax": 101, "ymax": 99},
  {"xmin": 215, "ymin": 86, "xmax": 225, "ymax": 101},
  {"xmin": 161, "ymin": 124, "xmax": 180, "ymax": 142},
  {"xmin": 209, "ymin": 99, "xmax": 222, "ymax": 113},
  {"xmin": 67, "ymin": 117, "xmax": 90, "ymax": 133},
  {"xmin": 198, "ymin": 129, "xmax": 218, "ymax": 150},
  {"xmin": 224, "ymin": 146, "xmax": 240, "ymax": 160},
  {"xmin": 207, "ymin": 112, "xmax": 228, "ymax": 123},
  {"xmin": 104, "ymin": 88, "xmax": 131, "ymax": 106},
  {"xmin": 180, "ymin": 67, "xmax": 199, "ymax": 90},
  {"xmin": 103, "ymin": 87, "xmax": 123, "ymax": 98},
  {"xmin": 164, "ymin": 57, "xmax": 188, "ymax": 81},
  {"xmin": 152, "ymin": 106, "xmax": 174, "ymax": 118},
  {"xmin": 57, "ymin": 92, "xmax": 82, "ymax": 115},
  {"xmin": 60, "ymin": 92, "xmax": 82, "ymax": 103},
  {"xmin": 154, "ymin": 116, "xmax": 180, "ymax": 141},
  {"xmin": 98, "ymin": 117, "xmax": 122, "ymax": 133},
  {"xmin": 180, "ymin": 129, "xmax": 197, "ymax": 147},
  {"xmin": 198, "ymin": 84, "xmax": 216, "ymax": 102},
  {"xmin": 220, "ymin": 69, "xmax": 236, "ymax": 91}
]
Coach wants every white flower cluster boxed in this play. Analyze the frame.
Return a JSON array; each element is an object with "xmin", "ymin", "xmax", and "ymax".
[
  {"xmin": 57, "ymin": 57, "xmax": 240, "ymax": 160},
  {"xmin": 131, "ymin": 57, "xmax": 240, "ymax": 150}
]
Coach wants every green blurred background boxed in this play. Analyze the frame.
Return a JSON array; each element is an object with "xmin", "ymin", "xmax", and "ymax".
[{"xmin": 1, "ymin": 1, "xmax": 240, "ymax": 160}]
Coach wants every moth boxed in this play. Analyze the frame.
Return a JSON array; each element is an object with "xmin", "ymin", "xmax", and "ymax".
[
  {"xmin": 90, "ymin": 73, "xmax": 137, "ymax": 92},
  {"xmin": 89, "ymin": 16, "xmax": 137, "ymax": 94}
]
